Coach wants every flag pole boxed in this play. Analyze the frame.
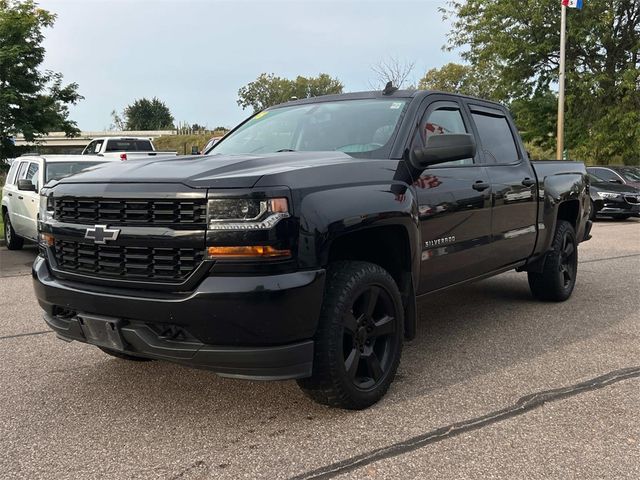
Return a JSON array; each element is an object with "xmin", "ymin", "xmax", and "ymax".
[{"xmin": 556, "ymin": 3, "xmax": 567, "ymax": 160}]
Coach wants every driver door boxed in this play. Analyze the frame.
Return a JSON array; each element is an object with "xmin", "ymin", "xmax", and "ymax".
[{"xmin": 410, "ymin": 98, "xmax": 494, "ymax": 293}]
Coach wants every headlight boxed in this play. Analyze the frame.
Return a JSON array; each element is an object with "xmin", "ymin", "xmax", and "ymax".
[
  {"xmin": 597, "ymin": 191, "xmax": 620, "ymax": 199},
  {"xmin": 207, "ymin": 197, "xmax": 289, "ymax": 230},
  {"xmin": 39, "ymin": 194, "xmax": 54, "ymax": 223}
]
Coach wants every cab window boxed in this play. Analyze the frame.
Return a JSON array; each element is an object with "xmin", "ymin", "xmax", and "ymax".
[
  {"xmin": 417, "ymin": 106, "xmax": 474, "ymax": 167},
  {"xmin": 471, "ymin": 111, "xmax": 519, "ymax": 164},
  {"xmin": 26, "ymin": 162, "xmax": 39, "ymax": 191}
]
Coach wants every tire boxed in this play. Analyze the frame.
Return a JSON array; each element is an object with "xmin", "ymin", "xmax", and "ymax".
[
  {"xmin": 98, "ymin": 346, "xmax": 154, "ymax": 362},
  {"xmin": 528, "ymin": 220, "xmax": 578, "ymax": 302},
  {"xmin": 3, "ymin": 212, "xmax": 24, "ymax": 250},
  {"xmin": 297, "ymin": 261, "xmax": 404, "ymax": 410}
]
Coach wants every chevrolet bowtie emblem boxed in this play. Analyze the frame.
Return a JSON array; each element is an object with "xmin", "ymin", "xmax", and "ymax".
[{"xmin": 85, "ymin": 225, "xmax": 120, "ymax": 244}]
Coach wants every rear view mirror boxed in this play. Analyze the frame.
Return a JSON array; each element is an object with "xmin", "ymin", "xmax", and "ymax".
[
  {"xmin": 609, "ymin": 178, "xmax": 623, "ymax": 184},
  {"xmin": 17, "ymin": 179, "xmax": 36, "ymax": 192},
  {"xmin": 410, "ymin": 134, "xmax": 476, "ymax": 168}
]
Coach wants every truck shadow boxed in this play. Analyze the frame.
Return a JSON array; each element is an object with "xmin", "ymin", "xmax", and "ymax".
[{"xmin": 49, "ymin": 266, "xmax": 631, "ymax": 422}]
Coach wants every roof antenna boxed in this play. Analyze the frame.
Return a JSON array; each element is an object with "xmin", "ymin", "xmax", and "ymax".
[{"xmin": 383, "ymin": 81, "xmax": 398, "ymax": 95}]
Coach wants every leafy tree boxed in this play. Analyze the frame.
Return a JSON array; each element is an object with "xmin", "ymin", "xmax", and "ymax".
[
  {"xmin": 237, "ymin": 73, "xmax": 343, "ymax": 112},
  {"xmin": 124, "ymin": 97, "xmax": 174, "ymax": 130},
  {"xmin": 0, "ymin": 0, "xmax": 82, "ymax": 160},
  {"xmin": 442, "ymin": 0, "xmax": 640, "ymax": 164},
  {"xmin": 418, "ymin": 62, "xmax": 499, "ymax": 99}
]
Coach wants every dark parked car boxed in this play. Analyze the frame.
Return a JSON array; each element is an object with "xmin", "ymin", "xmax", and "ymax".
[
  {"xmin": 587, "ymin": 166, "xmax": 640, "ymax": 189},
  {"xmin": 588, "ymin": 173, "xmax": 640, "ymax": 220},
  {"xmin": 33, "ymin": 89, "xmax": 591, "ymax": 409}
]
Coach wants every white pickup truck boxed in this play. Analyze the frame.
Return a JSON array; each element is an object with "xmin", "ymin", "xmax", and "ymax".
[
  {"xmin": 2, "ymin": 155, "xmax": 118, "ymax": 249},
  {"xmin": 81, "ymin": 137, "xmax": 177, "ymax": 160}
]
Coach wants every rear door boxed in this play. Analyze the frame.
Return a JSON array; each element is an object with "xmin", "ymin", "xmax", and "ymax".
[
  {"xmin": 410, "ymin": 97, "xmax": 494, "ymax": 293},
  {"xmin": 466, "ymin": 103, "xmax": 538, "ymax": 268}
]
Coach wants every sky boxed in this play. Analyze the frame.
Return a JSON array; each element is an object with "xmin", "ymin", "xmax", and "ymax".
[{"xmin": 41, "ymin": 0, "xmax": 459, "ymax": 131}]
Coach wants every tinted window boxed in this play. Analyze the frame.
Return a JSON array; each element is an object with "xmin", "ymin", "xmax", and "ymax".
[
  {"xmin": 590, "ymin": 168, "xmax": 620, "ymax": 182},
  {"xmin": 421, "ymin": 107, "xmax": 473, "ymax": 166},
  {"xmin": 105, "ymin": 140, "xmax": 153, "ymax": 152},
  {"xmin": 472, "ymin": 112, "xmax": 519, "ymax": 164},
  {"xmin": 617, "ymin": 168, "xmax": 640, "ymax": 182}
]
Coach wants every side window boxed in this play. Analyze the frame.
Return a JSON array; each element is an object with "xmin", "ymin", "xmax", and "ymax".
[
  {"xmin": 419, "ymin": 107, "xmax": 474, "ymax": 166},
  {"xmin": 6, "ymin": 161, "xmax": 19, "ymax": 185},
  {"xmin": 26, "ymin": 162, "xmax": 39, "ymax": 191},
  {"xmin": 592, "ymin": 168, "xmax": 619, "ymax": 182},
  {"xmin": 471, "ymin": 111, "xmax": 520, "ymax": 164},
  {"xmin": 15, "ymin": 161, "xmax": 29, "ymax": 181},
  {"xmin": 83, "ymin": 141, "xmax": 96, "ymax": 155}
]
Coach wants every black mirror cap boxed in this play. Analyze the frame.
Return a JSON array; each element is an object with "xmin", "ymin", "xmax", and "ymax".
[
  {"xmin": 410, "ymin": 134, "xmax": 476, "ymax": 169},
  {"xmin": 17, "ymin": 179, "xmax": 36, "ymax": 192}
]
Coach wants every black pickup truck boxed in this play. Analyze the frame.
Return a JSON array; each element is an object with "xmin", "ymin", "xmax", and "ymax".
[{"xmin": 33, "ymin": 90, "xmax": 591, "ymax": 409}]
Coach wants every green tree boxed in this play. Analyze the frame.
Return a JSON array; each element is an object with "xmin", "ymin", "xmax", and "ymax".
[
  {"xmin": 124, "ymin": 97, "xmax": 174, "ymax": 130},
  {"xmin": 237, "ymin": 73, "xmax": 343, "ymax": 112},
  {"xmin": 418, "ymin": 62, "xmax": 500, "ymax": 99},
  {"xmin": 442, "ymin": 0, "xmax": 640, "ymax": 164},
  {"xmin": 0, "ymin": 0, "xmax": 82, "ymax": 161}
]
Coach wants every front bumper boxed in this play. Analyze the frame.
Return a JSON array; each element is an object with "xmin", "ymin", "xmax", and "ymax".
[
  {"xmin": 596, "ymin": 200, "xmax": 640, "ymax": 217},
  {"xmin": 33, "ymin": 256, "xmax": 325, "ymax": 380}
]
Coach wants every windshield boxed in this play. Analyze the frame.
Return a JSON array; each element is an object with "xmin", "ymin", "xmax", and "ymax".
[
  {"xmin": 209, "ymin": 98, "xmax": 408, "ymax": 158},
  {"xmin": 46, "ymin": 161, "xmax": 106, "ymax": 182}
]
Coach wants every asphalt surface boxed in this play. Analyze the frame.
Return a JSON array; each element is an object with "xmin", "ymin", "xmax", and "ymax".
[{"xmin": 0, "ymin": 219, "xmax": 638, "ymax": 479}]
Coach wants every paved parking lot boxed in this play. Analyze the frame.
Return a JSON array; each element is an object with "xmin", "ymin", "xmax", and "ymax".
[{"xmin": 1, "ymin": 219, "xmax": 638, "ymax": 479}]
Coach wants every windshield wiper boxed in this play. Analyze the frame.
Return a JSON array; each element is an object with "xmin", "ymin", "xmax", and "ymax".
[{"xmin": 276, "ymin": 149, "xmax": 296, "ymax": 152}]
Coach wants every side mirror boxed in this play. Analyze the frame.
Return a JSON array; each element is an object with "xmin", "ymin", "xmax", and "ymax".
[
  {"xmin": 410, "ymin": 134, "xmax": 476, "ymax": 168},
  {"xmin": 609, "ymin": 178, "xmax": 623, "ymax": 184},
  {"xmin": 17, "ymin": 179, "xmax": 36, "ymax": 192},
  {"xmin": 191, "ymin": 146, "xmax": 199, "ymax": 155}
]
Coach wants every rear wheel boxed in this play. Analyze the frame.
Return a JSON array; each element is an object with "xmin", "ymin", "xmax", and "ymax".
[
  {"xmin": 528, "ymin": 220, "xmax": 578, "ymax": 301},
  {"xmin": 98, "ymin": 346, "xmax": 154, "ymax": 362},
  {"xmin": 3, "ymin": 212, "xmax": 24, "ymax": 250},
  {"xmin": 297, "ymin": 261, "xmax": 403, "ymax": 410}
]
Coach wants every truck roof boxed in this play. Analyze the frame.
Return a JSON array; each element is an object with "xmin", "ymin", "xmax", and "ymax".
[{"xmin": 271, "ymin": 89, "xmax": 506, "ymax": 110}]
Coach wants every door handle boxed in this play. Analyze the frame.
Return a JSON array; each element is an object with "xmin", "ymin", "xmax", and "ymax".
[
  {"xmin": 472, "ymin": 181, "xmax": 490, "ymax": 191},
  {"xmin": 7, "ymin": 193, "xmax": 12, "ymax": 197},
  {"xmin": 522, "ymin": 177, "xmax": 535, "ymax": 187},
  {"xmin": 18, "ymin": 195, "xmax": 24, "ymax": 200}
]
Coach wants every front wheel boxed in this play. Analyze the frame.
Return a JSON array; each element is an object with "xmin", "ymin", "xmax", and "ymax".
[
  {"xmin": 3, "ymin": 212, "xmax": 24, "ymax": 250},
  {"xmin": 528, "ymin": 220, "xmax": 578, "ymax": 301},
  {"xmin": 297, "ymin": 261, "xmax": 404, "ymax": 410}
]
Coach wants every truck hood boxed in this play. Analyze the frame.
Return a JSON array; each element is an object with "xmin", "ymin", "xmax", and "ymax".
[{"xmin": 51, "ymin": 152, "xmax": 356, "ymax": 189}]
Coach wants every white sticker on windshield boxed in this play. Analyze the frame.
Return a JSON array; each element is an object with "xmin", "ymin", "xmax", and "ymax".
[{"xmin": 390, "ymin": 102, "xmax": 403, "ymax": 109}]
